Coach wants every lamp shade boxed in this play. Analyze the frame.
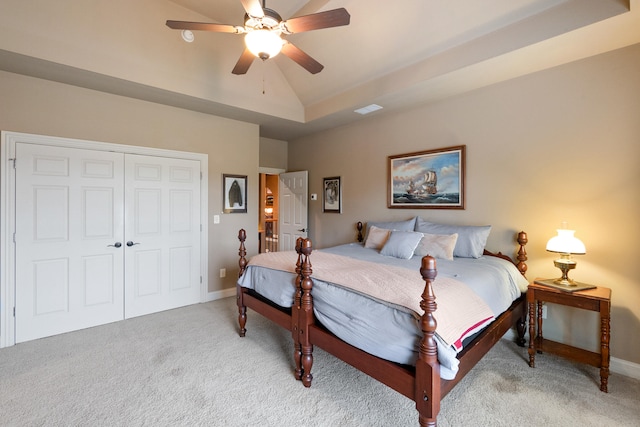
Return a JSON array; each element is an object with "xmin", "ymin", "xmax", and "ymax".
[
  {"xmin": 245, "ymin": 30, "xmax": 283, "ymax": 60},
  {"xmin": 546, "ymin": 229, "xmax": 586, "ymax": 254}
]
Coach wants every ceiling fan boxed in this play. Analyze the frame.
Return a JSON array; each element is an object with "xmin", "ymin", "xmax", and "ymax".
[{"xmin": 166, "ymin": 0, "xmax": 350, "ymax": 75}]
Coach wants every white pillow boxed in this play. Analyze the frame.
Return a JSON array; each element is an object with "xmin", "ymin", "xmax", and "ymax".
[
  {"xmin": 380, "ymin": 230, "xmax": 424, "ymax": 260},
  {"xmin": 364, "ymin": 225, "xmax": 391, "ymax": 250},
  {"xmin": 415, "ymin": 218, "xmax": 491, "ymax": 258},
  {"xmin": 413, "ymin": 233, "xmax": 459, "ymax": 261}
]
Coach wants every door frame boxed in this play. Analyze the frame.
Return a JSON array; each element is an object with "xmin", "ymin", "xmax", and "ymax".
[{"xmin": 0, "ymin": 131, "xmax": 209, "ymax": 348}]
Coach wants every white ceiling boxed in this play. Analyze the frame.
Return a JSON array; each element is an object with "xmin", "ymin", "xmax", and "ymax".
[
  {"xmin": 170, "ymin": 0, "xmax": 569, "ymax": 106},
  {"xmin": 1, "ymin": 0, "xmax": 638, "ymax": 140},
  {"xmin": 165, "ymin": 0, "xmax": 639, "ymax": 139}
]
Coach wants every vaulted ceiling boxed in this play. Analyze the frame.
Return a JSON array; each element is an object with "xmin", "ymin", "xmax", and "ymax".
[{"xmin": 1, "ymin": 0, "xmax": 639, "ymax": 140}]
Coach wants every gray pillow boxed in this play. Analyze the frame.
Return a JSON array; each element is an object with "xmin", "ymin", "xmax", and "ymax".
[
  {"xmin": 415, "ymin": 218, "xmax": 491, "ymax": 258},
  {"xmin": 380, "ymin": 230, "xmax": 424, "ymax": 260}
]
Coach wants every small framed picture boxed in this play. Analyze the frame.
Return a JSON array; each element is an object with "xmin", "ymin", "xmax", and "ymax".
[
  {"xmin": 223, "ymin": 174, "xmax": 247, "ymax": 213},
  {"xmin": 323, "ymin": 176, "xmax": 342, "ymax": 213}
]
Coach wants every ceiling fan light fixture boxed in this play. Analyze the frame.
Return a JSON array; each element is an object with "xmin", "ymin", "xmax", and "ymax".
[{"xmin": 245, "ymin": 29, "xmax": 283, "ymax": 60}]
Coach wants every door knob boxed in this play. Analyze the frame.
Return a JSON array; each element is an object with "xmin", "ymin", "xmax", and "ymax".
[
  {"xmin": 108, "ymin": 242, "xmax": 122, "ymax": 248},
  {"xmin": 126, "ymin": 241, "xmax": 140, "ymax": 247},
  {"xmin": 297, "ymin": 228, "xmax": 307, "ymax": 232}
]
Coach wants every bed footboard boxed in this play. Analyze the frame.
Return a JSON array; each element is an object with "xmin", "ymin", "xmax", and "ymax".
[{"xmin": 289, "ymin": 234, "xmax": 442, "ymax": 425}]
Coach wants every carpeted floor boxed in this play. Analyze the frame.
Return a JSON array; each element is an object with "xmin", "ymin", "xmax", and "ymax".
[{"xmin": 1, "ymin": 297, "xmax": 638, "ymax": 426}]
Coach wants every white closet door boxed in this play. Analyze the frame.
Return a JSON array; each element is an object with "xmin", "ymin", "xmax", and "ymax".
[
  {"xmin": 124, "ymin": 154, "xmax": 201, "ymax": 318},
  {"xmin": 15, "ymin": 143, "xmax": 125, "ymax": 343}
]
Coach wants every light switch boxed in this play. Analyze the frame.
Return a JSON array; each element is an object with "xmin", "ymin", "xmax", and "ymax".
[
  {"xmin": 213, "ymin": 214, "xmax": 220, "ymax": 224},
  {"xmin": 310, "ymin": 193, "xmax": 317, "ymax": 201}
]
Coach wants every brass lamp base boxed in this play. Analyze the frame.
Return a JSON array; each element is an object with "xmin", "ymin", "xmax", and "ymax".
[
  {"xmin": 553, "ymin": 257, "xmax": 577, "ymax": 286},
  {"xmin": 552, "ymin": 277, "xmax": 577, "ymax": 286}
]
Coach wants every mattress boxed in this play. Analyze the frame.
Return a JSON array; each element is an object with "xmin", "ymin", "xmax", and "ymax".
[{"xmin": 237, "ymin": 243, "xmax": 528, "ymax": 379}]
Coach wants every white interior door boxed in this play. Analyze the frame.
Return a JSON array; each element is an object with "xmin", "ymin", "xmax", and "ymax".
[
  {"xmin": 15, "ymin": 143, "xmax": 125, "ymax": 343},
  {"xmin": 279, "ymin": 171, "xmax": 308, "ymax": 251},
  {"xmin": 124, "ymin": 154, "xmax": 201, "ymax": 318}
]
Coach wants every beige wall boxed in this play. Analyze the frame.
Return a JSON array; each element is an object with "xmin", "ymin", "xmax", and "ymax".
[
  {"xmin": 0, "ymin": 70, "xmax": 260, "ymax": 294},
  {"xmin": 289, "ymin": 44, "xmax": 640, "ymax": 365},
  {"xmin": 259, "ymin": 137, "xmax": 288, "ymax": 170}
]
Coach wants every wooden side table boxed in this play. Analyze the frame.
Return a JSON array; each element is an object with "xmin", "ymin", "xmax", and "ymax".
[{"xmin": 527, "ymin": 280, "xmax": 611, "ymax": 392}]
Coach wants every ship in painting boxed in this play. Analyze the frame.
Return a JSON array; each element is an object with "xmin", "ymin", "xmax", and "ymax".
[{"xmin": 407, "ymin": 170, "xmax": 437, "ymax": 198}]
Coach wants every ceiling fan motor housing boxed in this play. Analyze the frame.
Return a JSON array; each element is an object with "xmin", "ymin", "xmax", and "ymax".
[{"xmin": 244, "ymin": 8, "xmax": 282, "ymax": 30}]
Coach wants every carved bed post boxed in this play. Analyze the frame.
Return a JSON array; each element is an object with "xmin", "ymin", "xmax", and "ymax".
[
  {"xmin": 299, "ymin": 238, "xmax": 315, "ymax": 387},
  {"xmin": 415, "ymin": 255, "xmax": 440, "ymax": 427},
  {"xmin": 237, "ymin": 229, "xmax": 248, "ymax": 337},
  {"xmin": 293, "ymin": 237, "xmax": 304, "ymax": 381},
  {"xmin": 516, "ymin": 231, "xmax": 529, "ymax": 346},
  {"xmin": 516, "ymin": 231, "xmax": 528, "ymax": 277},
  {"xmin": 356, "ymin": 221, "xmax": 364, "ymax": 243}
]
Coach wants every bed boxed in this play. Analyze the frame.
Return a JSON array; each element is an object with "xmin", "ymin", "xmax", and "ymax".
[{"xmin": 236, "ymin": 218, "xmax": 529, "ymax": 426}]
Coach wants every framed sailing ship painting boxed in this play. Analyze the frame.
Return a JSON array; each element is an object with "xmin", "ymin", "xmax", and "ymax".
[{"xmin": 388, "ymin": 145, "xmax": 465, "ymax": 209}]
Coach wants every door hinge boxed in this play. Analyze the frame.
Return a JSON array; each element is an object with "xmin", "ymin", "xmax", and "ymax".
[
  {"xmin": 200, "ymin": 172, "xmax": 203, "ymax": 180},
  {"xmin": 13, "ymin": 307, "xmax": 16, "ymax": 317},
  {"xmin": 13, "ymin": 232, "xmax": 16, "ymax": 243},
  {"xmin": 9, "ymin": 158, "xmax": 16, "ymax": 169},
  {"xmin": 200, "ymin": 276, "xmax": 202, "ymax": 284}
]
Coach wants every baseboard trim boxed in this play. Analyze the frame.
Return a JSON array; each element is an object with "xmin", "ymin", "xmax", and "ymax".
[
  {"xmin": 502, "ymin": 330, "xmax": 640, "ymax": 380},
  {"xmin": 205, "ymin": 288, "xmax": 235, "ymax": 302},
  {"xmin": 610, "ymin": 356, "xmax": 640, "ymax": 380}
]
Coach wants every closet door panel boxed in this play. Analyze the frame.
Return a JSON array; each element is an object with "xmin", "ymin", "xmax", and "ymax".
[
  {"xmin": 124, "ymin": 154, "xmax": 201, "ymax": 318},
  {"xmin": 15, "ymin": 143, "xmax": 125, "ymax": 343}
]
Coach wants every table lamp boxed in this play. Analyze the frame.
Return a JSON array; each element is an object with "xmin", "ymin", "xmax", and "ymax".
[{"xmin": 546, "ymin": 225, "xmax": 586, "ymax": 286}]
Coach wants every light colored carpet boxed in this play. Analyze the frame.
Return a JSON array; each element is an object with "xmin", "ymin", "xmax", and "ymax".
[{"xmin": 1, "ymin": 297, "xmax": 638, "ymax": 427}]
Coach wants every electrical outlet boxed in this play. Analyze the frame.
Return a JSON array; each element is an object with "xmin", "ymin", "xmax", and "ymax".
[
  {"xmin": 219, "ymin": 268, "xmax": 226, "ymax": 278},
  {"xmin": 213, "ymin": 215, "xmax": 220, "ymax": 224},
  {"xmin": 541, "ymin": 304, "xmax": 548, "ymax": 319}
]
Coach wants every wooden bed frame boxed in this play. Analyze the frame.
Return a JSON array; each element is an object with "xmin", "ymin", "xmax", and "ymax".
[{"xmin": 236, "ymin": 224, "xmax": 529, "ymax": 426}]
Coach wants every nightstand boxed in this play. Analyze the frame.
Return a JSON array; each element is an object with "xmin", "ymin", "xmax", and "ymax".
[{"xmin": 527, "ymin": 280, "xmax": 611, "ymax": 392}]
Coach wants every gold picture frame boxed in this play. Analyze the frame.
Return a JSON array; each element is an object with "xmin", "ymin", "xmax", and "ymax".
[{"xmin": 388, "ymin": 145, "xmax": 465, "ymax": 209}]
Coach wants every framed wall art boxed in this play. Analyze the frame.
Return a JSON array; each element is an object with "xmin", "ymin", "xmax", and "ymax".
[
  {"xmin": 388, "ymin": 145, "xmax": 465, "ymax": 209},
  {"xmin": 223, "ymin": 174, "xmax": 247, "ymax": 213},
  {"xmin": 323, "ymin": 176, "xmax": 342, "ymax": 213}
]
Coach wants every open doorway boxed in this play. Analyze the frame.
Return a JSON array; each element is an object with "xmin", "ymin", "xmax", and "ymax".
[{"xmin": 259, "ymin": 173, "xmax": 279, "ymax": 253}]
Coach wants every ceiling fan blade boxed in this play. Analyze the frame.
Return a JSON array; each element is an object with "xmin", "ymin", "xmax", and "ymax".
[
  {"xmin": 282, "ymin": 8, "xmax": 350, "ymax": 33},
  {"xmin": 232, "ymin": 48, "xmax": 256, "ymax": 75},
  {"xmin": 281, "ymin": 42, "xmax": 324, "ymax": 74},
  {"xmin": 240, "ymin": 0, "xmax": 264, "ymax": 18},
  {"xmin": 166, "ymin": 20, "xmax": 241, "ymax": 33}
]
